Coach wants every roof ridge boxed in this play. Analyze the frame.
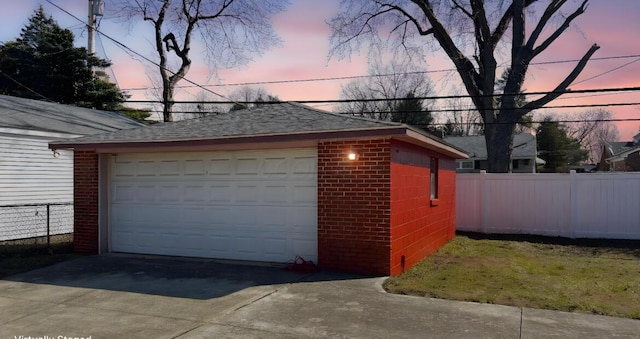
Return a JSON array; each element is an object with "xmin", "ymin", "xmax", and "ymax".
[{"xmin": 284, "ymin": 101, "xmax": 403, "ymax": 127}]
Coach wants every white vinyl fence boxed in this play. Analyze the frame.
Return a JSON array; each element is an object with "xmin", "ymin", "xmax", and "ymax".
[{"xmin": 456, "ymin": 171, "xmax": 640, "ymax": 239}]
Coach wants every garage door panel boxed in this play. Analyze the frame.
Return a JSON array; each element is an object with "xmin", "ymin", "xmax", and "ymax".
[
  {"xmin": 264, "ymin": 157, "xmax": 288, "ymax": 175},
  {"xmin": 184, "ymin": 160, "xmax": 206, "ymax": 175},
  {"xmin": 292, "ymin": 184, "xmax": 317, "ymax": 204},
  {"xmin": 114, "ymin": 161, "xmax": 135, "ymax": 176},
  {"xmin": 210, "ymin": 159, "xmax": 232, "ymax": 175},
  {"xmin": 110, "ymin": 148, "xmax": 317, "ymax": 262},
  {"xmin": 263, "ymin": 185, "xmax": 288, "ymax": 203},
  {"xmin": 290, "ymin": 206, "xmax": 317, "ymax": 226},
  {"xmin": 157, "ymin": 185, "xmax": 180, "ymax": 202},
  {"xmin": 113, "ymin": 185, "xmax": 135, "ymax": 202},
  {"xmin": 262, "ymin": 207, "xmax": 287, "ymax": 226},
  {"xmin": 184, "ymin": 185, "xmax": 207, "ymax": 202},
  {"xmin": 235, "ymin": 184, "xmax": 260, "ymax": 202},
  {"xmin": 137, "ymin": 185, "xmax": 156, "ymax": 202},
  {"xmin": 292, "ymin": 156, "xmax": 316, "ymax": 174},
  {"xmin": 210, "ymin": 184, "xmax": 232, "ymax": 202},
  {"xmin": 236, "ymin": 158, "xmax": 259, "ymax": 174}
]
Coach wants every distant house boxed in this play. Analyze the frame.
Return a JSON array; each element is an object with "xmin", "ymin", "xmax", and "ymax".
[
  {"xmin": 0, "ymin": 95, "xmax": 143, "ymax": 240},
  {"xmin": 444, "ymin": 133, "xmax": 545, "ymax": 173},
  {"xmin": 597, "ymin": 133, "xmax": 640, "ymax": 172}
]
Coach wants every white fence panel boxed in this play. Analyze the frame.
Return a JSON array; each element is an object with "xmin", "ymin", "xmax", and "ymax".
[{"xmin": 456, "ymin": 172, "xmax": 640, "ymax": 239}]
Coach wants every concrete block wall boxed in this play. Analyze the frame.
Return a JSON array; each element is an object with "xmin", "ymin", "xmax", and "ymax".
[{"xmin": 389, "ymin": 140, "xmax": 457, "ymax": 276}]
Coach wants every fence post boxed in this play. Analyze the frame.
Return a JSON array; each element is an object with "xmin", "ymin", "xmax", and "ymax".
[
  {"xmin": 480, "ymin": 170, "xmax": 487, "ymax": 233},
  {"xmin": 46, "ymin": 204, "xmax": 51, "ymax": 250},
  {"xmin": 569, "ymin": 170, "xmax": 577, "ymax": 238}
]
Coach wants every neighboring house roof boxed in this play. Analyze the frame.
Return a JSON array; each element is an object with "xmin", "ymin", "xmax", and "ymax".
[
  {"xmin": 50, "ymin": 102, "xmax": 468, "ymax": 159},
  {"xmin": 444, "ymin": 133, "xmax": 538, "ymax": 160},
  {"xmin": 603, "ymin": 134, "xmax": 640, "ymax": 164},
  {"xmin": 0, "ymin": 94, "xmax": 144, "ymax": 136},
  {"xmin": 605, "ymin": 141, "xmax": 637, "ymax": 156},
  {"xmin": 605, "ymin": 145, "xmax": 640, "ymax": 163}
]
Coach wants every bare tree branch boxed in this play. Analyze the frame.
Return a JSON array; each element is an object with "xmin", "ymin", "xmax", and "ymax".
[
  {"xmin": 530, "ymin": 0, "xmax": 588, "ymax": 58},
  {"xmin": 490, "ymin": 0, "xmax": 538, "ymax": 48},
  {"xmin": 523, "ymin": 43, "xmax": 600, "ymax": 111},
  {"xmin": 409, "ymin": 0, "xmax": 481, "ymax": 105},
  {"xmin": 383, "ymin": 3, "xmax": 434, "ymax": 36},
  {"xmin": 328, "ymin": 0, "xmax": 598, "ymax": 172},
  {"xmin": 111, "ymin": 0, "xmax": 285, "ymax": 122}
]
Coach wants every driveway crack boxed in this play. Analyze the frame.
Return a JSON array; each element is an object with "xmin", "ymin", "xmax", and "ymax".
[
  {"xmin": 519, "ymin": 307, "xmax": 524, "ymax": 339},
  {"xmin": 231, "ymin": 288, "xmax": 278, "ymax": 312}
]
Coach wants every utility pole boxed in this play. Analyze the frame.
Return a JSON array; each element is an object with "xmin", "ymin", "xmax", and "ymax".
[{"xmin": 87, "ymin": 0, "xmax": 104, "ymax": 55}]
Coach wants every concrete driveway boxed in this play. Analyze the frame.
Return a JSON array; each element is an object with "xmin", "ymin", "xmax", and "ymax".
[{"xmin": 0, "ymin": 255, "xmax": 638, "ymax": 338}]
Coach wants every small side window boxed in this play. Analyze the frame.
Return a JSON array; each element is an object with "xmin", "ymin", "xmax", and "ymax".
[{"xmin": 430, "ymin": 157, "xmax": 439, "ymax": 200}]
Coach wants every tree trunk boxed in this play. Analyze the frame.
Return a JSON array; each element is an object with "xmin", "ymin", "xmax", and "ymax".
[
  {"xmin": 485, "ymin": 122, "xmax": 517, "ymax": 173},
  {"xmin": 162, "ymin": 79, "xmax": 174, "ymax": 122}
]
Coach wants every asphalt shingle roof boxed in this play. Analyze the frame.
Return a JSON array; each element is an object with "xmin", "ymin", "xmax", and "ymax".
[
  {"xmin": 0, "ymin": 95, "xmax": 143, "ymax": 135},
  {"xmin": 51, "ymin": 102, "xmax": 405, "ymax": 146},
  {"xmin": 606, "ymin": 141, "xmax": 638, "ymax": 156},
  {"xmin": 444, "ymin": 133, "xmax": 538, "ymax": 159}
]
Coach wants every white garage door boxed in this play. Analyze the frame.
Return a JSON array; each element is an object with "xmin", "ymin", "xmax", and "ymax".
[{"xmin": 109, "ymin": 148, "xmax": 317, "ymax": 263}]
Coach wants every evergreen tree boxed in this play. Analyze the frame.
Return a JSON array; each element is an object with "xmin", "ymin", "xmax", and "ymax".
[
  {"xmin": 0, "ymin": 6, "xmax": 125, "ymax": 110},
  {"xmin": 537, "ymin": 117, "xmax": 588, "ymax": 172},
  {"xmin": 391, "ymin": 92, "xmax": 433, "ymax": 128}
]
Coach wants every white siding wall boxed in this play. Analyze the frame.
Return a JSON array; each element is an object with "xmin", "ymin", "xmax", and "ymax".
[
  {"xmin": 456, "ymin": 172, "xmax": 640, "ymax": 239},
  {"xmin": 0, "ymin": 133, "xmax": 74, "ymax": 240},
  {"xmin": 0, "ymin": 134, "xmax": 73, "ymax": 205}
]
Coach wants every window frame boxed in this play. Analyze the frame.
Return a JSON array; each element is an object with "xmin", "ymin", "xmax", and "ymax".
[
  {"xmin": 430, "ymin": 157, "xmax": 439, "ymax": 202},
  {"xmin": 457, "ymin": 160, "xmax": 473, "ymax": 169}
]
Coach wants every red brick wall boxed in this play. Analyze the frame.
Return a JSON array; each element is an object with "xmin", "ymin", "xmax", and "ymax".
[
  {"xmin": 317, "ymin": 139, "xmax": 392, "ymax": 275},
  {"xmin": 389, "ymin": 140, "xmax": 456, "ymax": 276},
  {"xmin": 73, "ymin": 150, "xmax": 99, "ymax": 254}
]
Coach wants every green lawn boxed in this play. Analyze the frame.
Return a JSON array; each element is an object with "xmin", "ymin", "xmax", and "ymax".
[{"xmin": 384, "ymin": 234, "xmax": 640, "ymax": 319}]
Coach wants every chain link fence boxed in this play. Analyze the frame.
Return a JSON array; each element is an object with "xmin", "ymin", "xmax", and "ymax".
[{"xmin": 0, "ymin": 203, "xmax": 73, "ymax": 251}]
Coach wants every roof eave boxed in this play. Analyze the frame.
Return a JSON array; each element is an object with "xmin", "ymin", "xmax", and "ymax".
[
  {"xmin": 49, "ymin": 127, "xmax": 409, "ymax": 152},
  {"xmin": 49, "ymin": 125, "xmax": 469, "ymax": 159},
  {"xmin": 401, "ymin": 129, "xmax": 469, "ymax": 159}
]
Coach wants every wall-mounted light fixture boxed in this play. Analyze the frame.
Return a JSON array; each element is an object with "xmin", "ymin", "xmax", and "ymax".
[
  {"xmin": 52, "ymin": 150, "xmax": 60, "ymax": 158},
  {"xmin": 347, "ymin": 151, "xmax": 359, "ymax": 161}
]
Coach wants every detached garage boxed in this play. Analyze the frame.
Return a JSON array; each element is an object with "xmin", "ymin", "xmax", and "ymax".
[{"xmin": 51, "ymin": 103, "xmax": 467, "ymax": 276}]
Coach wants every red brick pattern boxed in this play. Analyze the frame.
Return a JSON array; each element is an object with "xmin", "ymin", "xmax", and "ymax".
[
  {"xmin": 390, "ymin": 140, "xmax": 457, "ymax": 276},
  {"xmin": 317, "ymin": 139, "xmax": 392, "ymax": 275},
  {"xmin": 73, "ymin": 150, "xmax": 99, "ymax": 254}
]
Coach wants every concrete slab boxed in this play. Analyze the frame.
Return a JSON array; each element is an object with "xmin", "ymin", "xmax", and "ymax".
[
  {"xmin": 0, "ymin": 280, "xmax": 92, "ymax": 303},
  {"xmin": 64, "ymin": 284, "xmax": 279, "ymax": 322},
  {"xmin": 521, "ymin": 307, "xmax": 640, "ymax": 338},
  {"xmin": 3, "ymin": 255, "xmax": 313, "ymax": 300},
  {"xmin": 0, "ymin": 296, "xmax": 52, "ymax": 325},
  {"xmin": 218, "ymin": 279, "xmax": 522, "ymax": 339},
  {"xmin": 1, "ymin": 255, "xmax": 639, "ymax": 339},
  {"xmin": 177, "ymin": 323, "xmax": 303, "ymax": 339},
  {"xmin": 0, "ymin": 303, "xmax": 199, "ymax": 339}
]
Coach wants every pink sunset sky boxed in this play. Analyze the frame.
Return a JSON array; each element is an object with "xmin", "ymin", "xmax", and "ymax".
[{"xmin": 2, "ymin": 0, "xmax": 640, "ymax": 140}]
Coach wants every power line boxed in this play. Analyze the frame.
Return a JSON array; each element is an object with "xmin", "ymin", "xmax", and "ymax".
[
  {"xmin": 123, "ymin": 85, "xmax": 640, "ymax": 105},
  {"xmin": 418, "ymin": 118, "xmax": 640, "ymax": 127},
  {"xmin": 128, "ymin": 101, "xmax": 640, "ymax": 116},
  {"xmin": 0, "ymin": 70, "xmax": 53, "ymax": 102},
  {"xmin": 120, "ymin": 54, "xmax": 640, "ymax": 91},
  {"xmin": 43, "ymin": 0, "xmax": 234, "ymax": 104},
  {"xmin": 572, "ymin": 57, "xmax": 640, "ymax": 85}
]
